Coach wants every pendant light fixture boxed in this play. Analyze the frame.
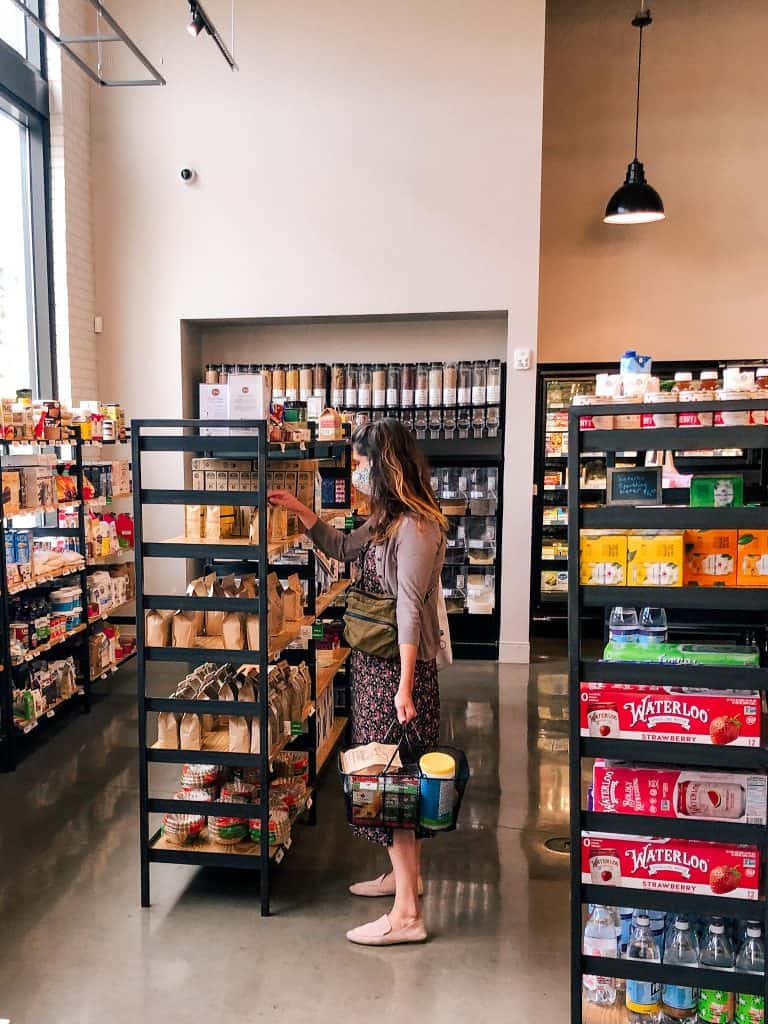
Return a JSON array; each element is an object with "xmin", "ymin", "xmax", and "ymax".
[{"xmin": 604, "ymin": 4, "xmax": 665, "ymax": 225}]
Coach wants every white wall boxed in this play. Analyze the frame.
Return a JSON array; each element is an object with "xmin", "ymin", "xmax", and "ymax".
[{"xmin": 91, "ymin": 0, "xmax": 546, "ymax": 661}]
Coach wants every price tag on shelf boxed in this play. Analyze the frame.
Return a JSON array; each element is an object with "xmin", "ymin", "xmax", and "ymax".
[
  {"xmin": 46, "ymin": 709, "xmax": 55, "ymax": 719},
  {"xmin": 285, "ymin": 836, "xmax": 292, "ymax": 850},
  {"xmin": 275, "ymin": 847, "xmax": 285, "ymax": 864},
  {"xmin": 23, "ymin": 721, "xmax": 38, "ymax": 734},
  {"xmin": 300, "ymin": 624, "xmax": 313, "ymax": 641},
  {"xmin": 306, "ymin": 797, "xmax": 313, "ymax": 810}
]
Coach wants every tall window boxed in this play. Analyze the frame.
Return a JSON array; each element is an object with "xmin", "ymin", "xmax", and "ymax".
[{"xmin": 0, "ymin": 4, "xmax": 54, "ymax": 397}]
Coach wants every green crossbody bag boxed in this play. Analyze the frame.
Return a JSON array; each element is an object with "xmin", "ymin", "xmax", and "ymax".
[{"xmin": 343, "ymin": 587, "xmax": 400, "ymax": 659}]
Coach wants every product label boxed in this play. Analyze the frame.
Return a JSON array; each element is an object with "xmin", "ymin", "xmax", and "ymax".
[
  {"xmin": 344, "ymin": 388, "xmax": 358, "ymax": 407},
  {"xmin": 415, "ymin": 388, "xmax": 428, "ymax": 407},
  {"xmin": 582, "ymin": 935, "xmax": 617, "ymax": 997},
  {"xmin": 699, "ymin": 990, "xmax": 735, "ymax": 1024},
  {"xmin": 663, "ymin": 984, "xmax": 697, "ymax": 1012},
  {"xmin": 626, "ymin": 980, "xmax": 660, "ymax": 1013},
  {"xmin": 487, "ymin": 384, "xmax": 501, "ymax": 403},
  {"xmin": 373, "ymin": 389, "xmax": 386, "ymax": 407},
  {"xmin": 472, "ymin": 385, "xmax": 486, "ymax": 405},
  {"xmin": 458, "ymin": 387, "xmax": 471, "ymax": 405},
  {"xmin": 736, "ymin": 993, "xmax": 765, "ymax": 1024},
  {"xmin": 428, "ymin": 387, "xmax": 442, "ymax": 406},
  {"xmin": 386, "ymin": 388, "xmax": 398, "ymax": 406},
  {"xmin": 358, "ymin": 387, "xmax": 372, "ymax": 406},
  {"xmin": 587, "ymin": 705, "xmax": 620, "ymax": 738},
  {"xmin": 642, "ymin": 411, "xmax": 677, "ymax": 428},
  {"xmin": 401, "ymin": 388, "xmax": 414, "ymax": 407},
  {"xmin": 443, "ymin": 387, "xmax": 457, "ymax": 405},
  {"xmin": 331, "ymin": 388, "xmax": 344, "ymax": 407}
]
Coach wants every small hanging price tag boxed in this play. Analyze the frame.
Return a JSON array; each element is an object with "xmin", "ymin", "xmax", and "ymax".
[
  {"xmin": 275, "ymin": 847, "xmax": 285, "ymax": 864},
  {"xmin": 285, "ymin": 836, "xmax": 293, "ymax": 850},
  {"xmin": 300, "ymin": 623, "xmax": 313, "ymax": 641}
]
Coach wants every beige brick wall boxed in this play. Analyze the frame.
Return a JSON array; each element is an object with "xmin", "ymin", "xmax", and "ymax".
[{"xmin": 47, "ymin": 0, "xmax": 98, "ymax": 404}]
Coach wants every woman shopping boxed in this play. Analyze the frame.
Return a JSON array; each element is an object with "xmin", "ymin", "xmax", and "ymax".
[{"xmin": 269, "ymin": 418, "xmax": 447, "ymax": 946}]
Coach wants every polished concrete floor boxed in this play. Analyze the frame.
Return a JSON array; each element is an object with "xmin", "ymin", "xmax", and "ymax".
[{"xmin": 0, "ymin": 656, "xmax": 570, "ymax": 1024}]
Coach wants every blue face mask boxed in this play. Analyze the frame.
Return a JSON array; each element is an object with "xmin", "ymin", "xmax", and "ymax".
[{"xmin": 352, "ymin": 465, "xmax": 372, "ymax": 495}]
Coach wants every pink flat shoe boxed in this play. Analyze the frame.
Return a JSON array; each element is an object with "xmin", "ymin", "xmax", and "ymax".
[
  {"xmin": 346, "ymin": 914, "xmax": 428, "ymax": 946},
  {"xmin": 348, "ymin": 874, "xmax": 424, "ymax": 898}
]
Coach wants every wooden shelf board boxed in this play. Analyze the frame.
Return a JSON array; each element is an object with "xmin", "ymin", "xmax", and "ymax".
[
  {"xmin": 315, "ymin": 578, "xmax": 351, "ymax": 616},
  {"xmin": 316, "ymin": 647, "xmax": 351, "ymax": 697},
  {"xmin": 154, "ymin": 532, "xmax": 304, "ymax": 559},
  {"xmin": 150, "ymin": 829, "xmax": 279, "ymax": 859},
  {"xmin": 316, "ymin": 716, "xmax": 349, "ymax": 772}
]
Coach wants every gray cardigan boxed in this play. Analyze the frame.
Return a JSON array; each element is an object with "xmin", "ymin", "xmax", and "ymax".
[{"xmin": 307, "ymin": 514, "xmax": 446, "ymax": 661}]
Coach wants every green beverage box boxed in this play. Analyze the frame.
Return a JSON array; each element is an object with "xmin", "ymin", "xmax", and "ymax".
[
  {"xmin": 604, "ymin": 641, "xmax": 760, "ymax": 666},
  {"xmin": 690, "ymin": 475, "xmax": 744, "ymax": 507}
]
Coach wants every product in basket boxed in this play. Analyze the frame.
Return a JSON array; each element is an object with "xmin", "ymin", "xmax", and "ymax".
[
  {"xmin": 580, "ymin": 682, "xmax": 762, "ymax": 746},
  {"xmin": 582, "ymin": 833, "xmax": 760, "ymax": 899},
  {"xmin": 591, "ymin": 760, "xmax": 768, "ymax": 824},
  {"xmin": 162, "ymin": 812, "xmax": 206, "ymax": 845}
]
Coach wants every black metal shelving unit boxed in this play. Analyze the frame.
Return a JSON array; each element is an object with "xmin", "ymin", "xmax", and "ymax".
[
  {"xmin": 133, "ymin": 419, "xmax": 352, "ymax": 915},
  {"xmin": 567, "ymin": 395, "xmax": 768, "ymax": 1023}
]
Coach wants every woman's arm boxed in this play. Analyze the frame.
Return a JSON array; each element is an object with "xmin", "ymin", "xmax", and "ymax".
[
  {"xmin": 268, "ymin": 490, "xmax": 372, "ymax": 561},
  {"xmin": 395, "ymin": 644, "xmax": 418, "ymax": 724}
]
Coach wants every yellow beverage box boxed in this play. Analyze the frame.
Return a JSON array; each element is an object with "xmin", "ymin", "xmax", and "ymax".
[
  {"xmin": 684, "ymin": 529, "xmax": 738, "ymax": 587},
  {"xmin": 627, "ymin": 532, "xmax": 684, "ymax": 587},
  {"xmin": 737, "ymin": 530, "xmax": 768, "ymax": 587},
  {"xmin": 580, "ymin": 531, "xmax": 627, "ymax": 586}
]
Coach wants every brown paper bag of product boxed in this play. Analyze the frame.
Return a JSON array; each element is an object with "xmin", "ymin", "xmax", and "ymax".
[
  {"xmin": 222, "ymin": 610, "xmax": 246, "ymax": 650},
  {"xmin": 237, "ymin": 573, "xmax": 258, "ymax": 599},
  {"xmin": 172, "ymin": 610, "xmax": 198, "ymax": 648},
  {"xmin": 249, "ymin": 715, "xmax": 263, "ymax": 754},
  {"xmin": 238, "ymin": 676, "xmax": 256, "ymax": 703},
  {"xmin": 267, "ymin": 572, "xmax": 284, "ymax": 637},
  {"xmin": 185, "ymin": 504, "xmax": 204, "ymax": 538},
  {"xmin": 180, "ymin": 713, "xmax": 202, "ymax": 750},
  {"xmin": 145, "ymin": 609, "xmax": 173, "ymax": 647},
  {"xmin": 205, "ymin": 505, "xmax": 236, "ymax": 540},
  {"xmin": 282, "ymin": 573, "xmax": 303, "ymax": 623},
  {"xmin": 246, "ymin": 613, "xmax": 261, "ymax": 651},
  {"xmin": 205, "ymin": 574, "xmax": 236, "ymax": 637},
  {"xmin": 157, "ymin": 712, "xmax": 179, "ymax": 749},
  {"xmin": 229, "ymin": 716, "xmax": 250, "ymax": 753}
]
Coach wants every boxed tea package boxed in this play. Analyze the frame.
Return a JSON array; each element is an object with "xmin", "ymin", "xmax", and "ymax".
[
  {"xmin": 602, "ymin": 641, "xmax": 760, "ymax": 666},
  {"xmin": 627, "ymin": 531, "xmax": 684, "ymax": 587},
  {"xmin": 591, "ymin": 760, "xmax": 767, "ymax": 825},
  {"xmin": 737, "ymin": 530, "xmax": 768, "ymax": 587},
  {"xmin": 580, "ymin": 531, "xmax": 627, "ymax": 586},
  {"xmin": 684, "ymin": 529, "xmax": 738, "ymax": 587},
  {"xmin": 582, "ymin": 832, "xmax": 760, "ymax": 899},
  {"xmin": 580, "ymin": 681, "xmax": 762, "ymax": 746}
]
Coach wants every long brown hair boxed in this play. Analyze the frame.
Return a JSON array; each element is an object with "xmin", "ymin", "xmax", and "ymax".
[{"xmin": 352, "ymin": 418, "xmax": 448, "ymax": 541}]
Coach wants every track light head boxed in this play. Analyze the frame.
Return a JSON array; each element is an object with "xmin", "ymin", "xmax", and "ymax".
[{"xmin": 187, "ymin": 3, "xmax": 204, "ymax": 37}]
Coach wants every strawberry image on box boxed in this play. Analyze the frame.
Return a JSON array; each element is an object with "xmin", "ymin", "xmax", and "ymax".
[
  {"xmin": 591, "ymin": 760, "xmax": 768, "ymax": 825},
  {"xmin": 582, "ymin": 832, "xmax": 760, "ymax": 899},
  {"xmin": 580, "ymin": 682, "xmax": 762, "ymax": 746}
]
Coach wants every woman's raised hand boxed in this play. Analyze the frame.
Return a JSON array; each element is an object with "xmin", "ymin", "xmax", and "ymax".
[{"xmin": 268, "ymin": 489, "xmax": 305, "ymax": 513}]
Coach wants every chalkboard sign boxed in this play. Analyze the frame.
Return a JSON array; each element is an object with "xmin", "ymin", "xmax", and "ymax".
[{"xmin": 606, "ymin": 467, "xmax": 662, "ymax": 506}]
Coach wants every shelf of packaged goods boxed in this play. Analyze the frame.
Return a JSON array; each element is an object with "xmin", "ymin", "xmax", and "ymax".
[
  {"xmin": 316, "ymin": 716, "xmax": 349, "ymax": 772},
  {"xmin": 87, "ymin": 549, "xmax": 135, "ymax": 566},
  {"xmin": 142, "ymin": 533, "xmax": 304, "ymax": 561},
  {"xmin": 581, "ymin": 882, "xmax": 765, "ymax": 919},
  {"xmin": 581, "ymin": 424, "xmax": 768, "ymax": 454},
  {"xmin": 581, "ymin": 659, "xmax": 768, "ymax": 690},
  {"xmin": 581, "ymin": 586, "xmax": 768, "ymax": 611},
  {"xmin": 581, "ymin": 810, "xmax": 768, "ymax": 846},
  {"xmin": 149, "ymin": 704, "xmax": 313, "ymax": 764},
  {"xmin": 580, "ymin": 957, "xmax": 764, "ymax": 998},
  {"xmin": 581, "ymin": 735, "xmax": 768, "ymax": 771},
  {"xmin": 144, "ymin": 615, "xmax": 314, "ymax": 666},
  {"xmin": 148, "ymin": 828, "xmax": 287, "ymax": 864},
  {"xmin": 11, "ymin": 622, "xmax": 87, "ymax": 666},
  {"xmin": 315, "ymin": 578, "xmax": 351, "ymax": 616},
  {"xmin": 5, "ymin": 563, "xmax": 85, "ymax": 596},
  {"xmin": 13, "ymin": 686, "xmax": 86, "ymax": 733},
  {"xmin": 316, "ymin": 648, "xmax": 351, "ymax": 698},
  {"xmin": 582, "ymin": 505, "xmax": 768, "ymax": 530},
  {"xmin": 90, "ymin": 648, "xmax": 136, "ymax": 682},
  {"xmin": 417, "ymin": 437, "xmax": 503, "ymax": 462},
  {"xmin": 83, "ymin": 493, "xmax": 133, "ymax": 509}
]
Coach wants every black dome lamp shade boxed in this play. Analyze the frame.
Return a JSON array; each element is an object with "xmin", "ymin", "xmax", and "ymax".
[{"xmin": 604, "ymin": 5, "xmax": 665, "ymax": 225}]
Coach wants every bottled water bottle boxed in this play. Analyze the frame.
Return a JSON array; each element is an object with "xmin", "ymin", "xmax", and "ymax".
[
  {"xmin": 735, "ymin": 923, "xmax": 764, "ymax": 1024},
  {"xmin": 639, "ymin": 606, "xmax": 668, "ymax": 645},
  {"xmin": 619, "ymin": 907, "xmax": 636, "ymax": 956},
  {"xmin": 626, "ymin": 912, "xmax": 661, "ymax": 1023},
  {"xmin": 661, "ymin": 917, "xmax": 699, "ymax": 1023},
  {"xmin": 582, "ymin": 905, "xmax": 618, "ymax": 1006},
  {"xmin": 699, "ymin": 918, "xmax": 735, "ymax": 1024},
  {"xmin": 609, "ymin": 606, "xmax": 639, "ymax": 644},
  {"xmin": 634, "ymin": 908, "xmax": 667, "ymax": 949}
]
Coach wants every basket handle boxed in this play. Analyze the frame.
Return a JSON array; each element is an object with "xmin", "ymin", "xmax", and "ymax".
[{"xmin": 381, "ymin": 720, "xmax": 423, "ymax": 772}]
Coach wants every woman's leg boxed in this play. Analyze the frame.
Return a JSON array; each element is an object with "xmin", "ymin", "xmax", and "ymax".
[{"xmin": 386, "ymin": 830, "xmax": 421, "ymax": 927}]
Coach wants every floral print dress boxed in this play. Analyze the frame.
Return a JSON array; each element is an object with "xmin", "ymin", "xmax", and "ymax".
[{"xmin": 349, "ymin": 542, "xmax": 441, "ymax": 846}]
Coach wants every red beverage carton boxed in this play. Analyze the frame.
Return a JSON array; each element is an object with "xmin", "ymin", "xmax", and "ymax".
[
  {"xmin": 582, "ymin": 832, "xmax": 760, "ymax": 899},
  {"xmin": 580, "ymin": 682, "xmax": 762, "ymax": 746},
  {"xmin": 591, "ymin": 760, "xmax": 767, "ymax": 824}
]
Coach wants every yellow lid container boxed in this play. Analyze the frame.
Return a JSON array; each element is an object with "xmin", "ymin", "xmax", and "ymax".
[{"xmin": 419, "ymin": 752, "xmax": 455, "ymax": 779}]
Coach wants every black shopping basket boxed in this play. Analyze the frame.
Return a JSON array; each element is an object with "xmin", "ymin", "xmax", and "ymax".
[{"xmin": 339, "ymin": 724, "xmax": 469, "ymax": 834}]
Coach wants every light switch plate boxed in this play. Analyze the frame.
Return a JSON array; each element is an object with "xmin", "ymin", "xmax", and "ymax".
[{"xmin": 513, "ymin": 347, "xmax": 532, "ymax": 371}]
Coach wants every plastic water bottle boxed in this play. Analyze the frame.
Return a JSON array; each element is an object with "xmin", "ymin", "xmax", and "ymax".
[
  {"xmin": 735, "ymin": 923, "xmax": 765, "ymax": 1024},
  {"xmin": 626, "ymin": 912, "xmax": 661, "ymax": 1023},
  {"xmin": 661, "ymin": 917, "xmax": 699, "ymax": 1022},
  {"xmin": 699, "ymin": 918, "xmax": 735, "ymax": 1024},
  {"xmin": 582, "ymin": 905, "xmax": 618, "ymax": 1006},
  {"xmin": 634, "ymin": 908, "xmax": 667, "ymax": 949},
  {"xmin": 609, "ymin": 606, "xmax": 639, "ymax": 644},
  {"xmin": 619, "ymin": 907, "xmax": 636, "ymax": 956},
  {"xmin": 639, "ymin": 606, "xmax": 668, "ymax": 645}
]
